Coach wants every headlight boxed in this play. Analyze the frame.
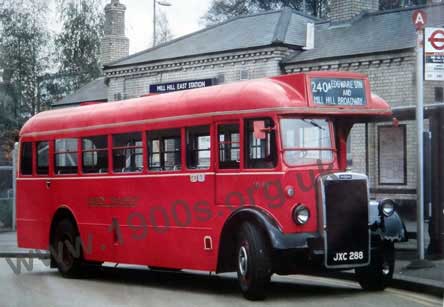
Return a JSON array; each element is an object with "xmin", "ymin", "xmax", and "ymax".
[
  {"xmin": 378, "ymin": 199, "xmax": 396, "ymax": 217},
  {"xmin": 293, "ymin": 204, "xmax": 310, "ymax": 225}
]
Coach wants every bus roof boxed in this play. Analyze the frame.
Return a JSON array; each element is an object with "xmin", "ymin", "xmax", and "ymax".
[{"xmin": 20, "ymin": 71, "xmax": 391, "ymax": 138}]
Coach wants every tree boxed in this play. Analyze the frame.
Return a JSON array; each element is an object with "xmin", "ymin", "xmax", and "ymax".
[
  {"xmin": 0, "ymin": 0, "xmax": 50, "ymax": 119},
  {"xmin": 55, "ymin": 0, "xmax": 105, "ymax": 94},
  {"xmin": 203, "ymin": 0, "xmax": 329, "ymax": 26},
  {"xmin": 0, "ymin": 0, "xmax": 50, "ymax": 161},
  {"xmin": 379, "ymin": 0, "xmax": 426, "ymax": 10},
  {"xmin": 155, "ymin": 10, "xmax": 174, "ymax": 45}
]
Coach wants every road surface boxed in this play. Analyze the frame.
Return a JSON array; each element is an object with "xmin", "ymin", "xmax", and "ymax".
[{"xmin": 0, "ymin": 258, "xmax": 441, "ymax": 307}]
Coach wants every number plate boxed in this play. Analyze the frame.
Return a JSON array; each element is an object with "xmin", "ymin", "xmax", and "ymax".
[{"xmin": 328, "ymin": 251, "xmax": 368, "ymax": 266}]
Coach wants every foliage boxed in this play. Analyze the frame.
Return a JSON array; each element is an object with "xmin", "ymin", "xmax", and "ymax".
[
  {"xmin": 0, "ymin": 199, "xmax": 13, "ymax": 228},
  {"xmin": 0, "ymin": 0, "xmax": 105, "ymax": 162},
  {"xmin": 155, "ymin": 10, "xmax": 174, "ymax": 46},
  {"xmin": 0, "ymin": 128, "xmax": 18, "ymax": 161},
  {"xmin": 203, "ymin": 0, "xmax": 329, "ymax": 25},
  {"xmin": 203, "ymin": 0, "xmax": 430, "ymax": 25},
  {"xmin": 55, "ymin": 0, "xmax": 105, "ymax": 94},
  {"xmin": 379, "ymin": 0, "xmax": 427, "ymax": 10},
  {"xmin": 0, "ymin": 0, "xmax": 50, "ymax": 120},
  {"xmin": 0, "ymin": 0, "xmax": 51, "ymax": 161}
]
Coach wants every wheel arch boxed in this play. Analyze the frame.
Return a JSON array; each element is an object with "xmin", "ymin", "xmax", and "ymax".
[
  {"xmin": 216, "ymin": 206, "xmax": 280, "ymax": 273},
  {"xmin": 49, "ymin": 206, "xmax": 80, "ymax": 246}
]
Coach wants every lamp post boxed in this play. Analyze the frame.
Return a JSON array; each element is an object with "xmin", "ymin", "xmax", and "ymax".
[{"xmin": 153, "ymin": 0, "xmax": 172, "ymax": 47}]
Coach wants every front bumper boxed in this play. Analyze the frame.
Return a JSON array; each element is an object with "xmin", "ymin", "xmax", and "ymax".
[{"xmin": 272, "ymin": 226, "xmax": 405, "ymax": 275}]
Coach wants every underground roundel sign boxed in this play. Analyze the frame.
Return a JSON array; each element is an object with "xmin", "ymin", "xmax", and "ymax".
[
  {"xmin": 425, "ymin": 27, "xmax": 444, "ymax": 81},
  {"xmin": 428, "ymin": 29, "xmax": 444, "ymax": 51}
]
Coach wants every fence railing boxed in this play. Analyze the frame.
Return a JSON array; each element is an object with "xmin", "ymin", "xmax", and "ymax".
[{"xmin": 0, "ymin": 143, "xmax": 16, "ymax": 231}]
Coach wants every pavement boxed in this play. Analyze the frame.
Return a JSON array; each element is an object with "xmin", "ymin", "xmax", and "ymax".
[{"xmin": 0, "ymin": 231, "xmax": 443, "ymax": 298}]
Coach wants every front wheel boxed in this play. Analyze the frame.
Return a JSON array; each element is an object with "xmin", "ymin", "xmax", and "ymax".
[
  {"xmin": 355, "ymin": 242, "xmax": 395, "ymax": 291},
  {"xmin": 236, "ymin": 222, "xmax": 272, "ymax": 300}
]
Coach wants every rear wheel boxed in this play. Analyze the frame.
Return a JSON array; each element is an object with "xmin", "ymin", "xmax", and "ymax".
[
  {"xmin": 236, "ymin": 222, "xmax": 272, "ymax": 300},
  {"xmin": 355, "ymin": 242, "xmax": 394, "ymax": 291},
  {"xmin": 50, "ymin": 218, "xmax": 84, "ymax": 278}
]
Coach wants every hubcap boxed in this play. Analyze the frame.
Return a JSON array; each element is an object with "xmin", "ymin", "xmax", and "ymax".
[{"xmin": 238, "ymin": 246, "xmax": 248, "ymax": 277}]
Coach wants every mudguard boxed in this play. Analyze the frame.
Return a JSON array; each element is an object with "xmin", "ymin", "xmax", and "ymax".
[
  {"xmin": 222, "ymin": 206, "xmax": 319, "ymax": 250},
  {"xmin": 372, "ymin": 211, "xmax": 408, "ymax": 242}
]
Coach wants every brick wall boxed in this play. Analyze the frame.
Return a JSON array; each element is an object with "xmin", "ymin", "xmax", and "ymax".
[
  {"xmin": 101, "ymin": 0, "xmax": 129, "ymax": 65},
  {"xmin": 329, "ymin": 0, "xmax": 379, "ymax": 22},
  {"xmin": 104, "ymin": 47, "xmax": 289, "ymax": 101}
]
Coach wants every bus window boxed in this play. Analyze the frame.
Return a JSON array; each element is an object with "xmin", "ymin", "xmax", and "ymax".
[
  {"xmin": 20, "ymin": 142, "xmax": 33, "ymax": 175},
  {"xmin": 280, "ymin": 118, "xmax": 333, "ymax": 166},
  {"xmin": 186, "ymin": 126, "xmax": 210, "ymax": 169},
  {"xmin": 36, "ymin": 141, "xmax": 49, "ymax": 175},
  {"xmin": 82, "ymin": 136, "xmax": 108, "ymax": 173},
  {"xmin": 55, "ymin": 138, "xmax": 78, "ymax": 174},
  {"xmin": 147, "ymin": 129, "xmax": 181, "ymax": 171},
  {"xmin": 112, "ymin": 132, "xmax": 143, "ymax": 173},
  {"xmin": 218, "ymin": 124, "xmax": 240, "ymax": 169},
  {"xmin": 245, "ymin": 118, "xmax": 276, "ymax": 169}
]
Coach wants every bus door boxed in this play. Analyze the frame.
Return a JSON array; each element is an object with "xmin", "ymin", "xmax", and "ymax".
[
  {"xmin": 216, "ymin": 118, "xmax": 281, "ymax": 213},
  {"xmin": 215, "ymin": 121, "xmax": 242, "ymax": 212}
]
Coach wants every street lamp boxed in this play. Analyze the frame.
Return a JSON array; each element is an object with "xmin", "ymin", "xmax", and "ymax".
[{"xmin": 153, "ymin": 0, "xmax": 172, "ymax": 47}]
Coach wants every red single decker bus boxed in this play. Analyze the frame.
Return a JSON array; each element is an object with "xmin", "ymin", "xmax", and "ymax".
[{"xmin": 17, "ymin": 72, "xmax": 407, "ymax": 300}]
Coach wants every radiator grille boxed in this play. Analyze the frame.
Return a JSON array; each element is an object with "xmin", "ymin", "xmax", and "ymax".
[{"xmin": 323, "ymin": 177, "xmax": 370, "ymax": 268}]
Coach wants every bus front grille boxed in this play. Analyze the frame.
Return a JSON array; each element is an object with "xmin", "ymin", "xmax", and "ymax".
[{"xmin": 319, "ymin": 173, "xmax": 370, "ymax": 268}]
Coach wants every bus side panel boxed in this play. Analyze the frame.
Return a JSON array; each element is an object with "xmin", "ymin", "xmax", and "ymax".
[
  {"xmin": 16, "ymin": 180, "xmax": 51, "ymax": 250},
  {"xmin": 215, "ymin": 171, "xmax": 328, "ymax": 235},
  {"xmin": 52, "ymin": 174, "xmax": 217, "ymax": 271}
]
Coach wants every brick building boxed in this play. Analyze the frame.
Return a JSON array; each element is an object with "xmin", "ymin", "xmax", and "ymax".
[
  {"xmin": 100, "ymin": 0, "xmax": 129, "ymax": 65},
  {"xmin": 55, "ymin": 0, "xmax": 444, "ymax": 215}
]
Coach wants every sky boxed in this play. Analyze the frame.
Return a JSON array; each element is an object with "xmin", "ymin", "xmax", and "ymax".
[
  {"xmin": 47, "ymin": 0, "xmax": 211, "ymax": 55},
  {"xmin": 119, "ymin": 0, "xmax": 211, "ymax": 54}
]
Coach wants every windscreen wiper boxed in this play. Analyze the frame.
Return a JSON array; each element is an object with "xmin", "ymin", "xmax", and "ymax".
[{"xmin": 302, "ymin": 119, "xmax": 325, "ymax": 130}]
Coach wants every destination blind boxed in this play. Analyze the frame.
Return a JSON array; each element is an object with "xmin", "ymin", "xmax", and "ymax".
[{"xmin": 310, "ymin": 78, "xmax": 367, "ymax": 106}]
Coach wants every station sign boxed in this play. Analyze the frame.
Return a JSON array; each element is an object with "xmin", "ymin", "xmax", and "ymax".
[
  {"xmin": 425, "ymin": 27, "xmax": 444, "ymax": 81},
  {"xmin": 310, "ymin": 78, "xmax": 367, "ymax": 106},
  {"xmin": 149, "ymin": 78, "xmax": 216, "ymax": 94}
]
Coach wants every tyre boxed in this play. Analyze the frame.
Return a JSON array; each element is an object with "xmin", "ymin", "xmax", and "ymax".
[
  {"xmin": 355, "ymin": 242, "xmax": 395, "ymax": 291},
  {"xmin": 236, "ymin": 222, "xmax": 272, "ymax": 300},
  {"xmin": 50, "ymin": 218, "xmax": 84, "ymax": 278}
]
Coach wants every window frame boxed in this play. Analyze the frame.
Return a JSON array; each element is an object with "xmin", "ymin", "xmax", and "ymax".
[
  {"xmin": 111, "ymin": 132, "xmax": 144, "ymax": 174},
  {"xmin": 54, "ymin": 138, "xmax": 79, "ymax": 175},
  {"xmin": 147, "ymin": 128, "xmax": 183, "ymax": 172},
  {"xmin": 216, "ymin": 121, "xmax": 242, "ymax": 170},
  {"xmin": 279, "ymin": 117, "xmax": 337, "ymax": 168},
  {"xmin": 36, "ymin": 141, "xmax": 50, "ymax": 176},
  {"xmin": 244, "ymin": 117, "xmax": 278, "ymax": 170},
  {"xmin": 81, "ymin": 135, "xmax": 109, "ymax": 175},
  {"xmin": 20, "ymin": 141, "xmax": 33, "ymax": 176},
  {"xmin": 377, "ymin": 124, "xmax": 407, "ymax": 186},
  {"xmin": 186, "ymin": 125, "xmax": 212, "ymax": 171}
]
